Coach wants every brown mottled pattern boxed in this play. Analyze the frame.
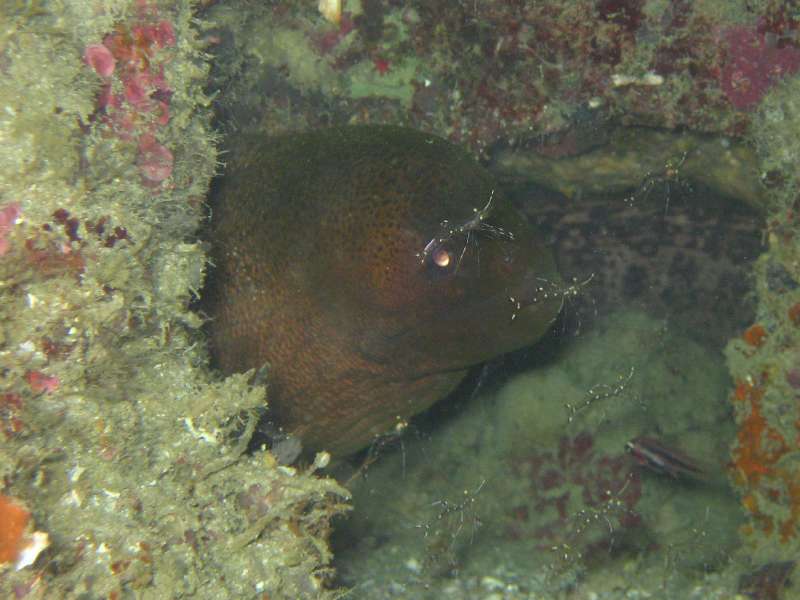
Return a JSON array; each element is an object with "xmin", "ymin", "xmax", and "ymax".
[
  {"xmin": 514, "ymin": 184, "xmax": 763, "ymax": 346},
  {"xmin": 204, "ymin": 126, "xmax": 562, "ymax": 455}
]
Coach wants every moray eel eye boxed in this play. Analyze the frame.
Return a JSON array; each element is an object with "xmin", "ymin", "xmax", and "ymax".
[{"xmin": 432, "ymin": 247, "xmax": 451, "ymax": 268}]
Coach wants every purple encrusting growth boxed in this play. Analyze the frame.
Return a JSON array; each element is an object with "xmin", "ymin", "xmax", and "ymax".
[
  {"xmin": 720, "ymin": 23, "xmax": 800, "ymax": 109},
  {"xmin": 507, "ymin": 431, "xmax": 642, "ymax": 552}
]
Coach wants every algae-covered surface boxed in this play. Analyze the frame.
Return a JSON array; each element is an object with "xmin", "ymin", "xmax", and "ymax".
[
  {"xmin": 3, "ymin": 0, "xmax": 800, "ymax": 598},
  {"xmin": 334, "ymin": 309, "xmax": 745, "ymax": 598},
  {"xmin": 329, "ymin": 171, "xmax": 766, "ymax": 598},
  {"xmin": 0, "ymin": 1, "xmax": 350, "ymax": 598}
]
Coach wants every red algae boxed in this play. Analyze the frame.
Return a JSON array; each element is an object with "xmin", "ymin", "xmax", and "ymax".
[
  {"xmin": 730, "ymin": 379, "xmax": 800, "ymax": 542},
  {"xmin": 742, "ymin": 324, "xmax": 767, "ymax": 348},
  {"xmin": 508, "ymin": 432, "xmax": 642, "ymax": 550},
  {"xmin": 719, "ymin": 25, "xmax": 800, "ymax": 110},
  {"xmin": 137, "ymin": 133, "xmax": 174, "ymax": 185},
  {"xmin": 25, "ymin": 371, "xmax": 60, "ymax": 394},
  {"xmin": 788, "ymin": 302, "xmax": 800, "ymax": 326},
  {"xmin": 731, "ymin": 383, "xmax": 785, "ymax": 486},
  {"xmin": 0, "ymin": 202, "xmax": 21, "ymax": 256}
]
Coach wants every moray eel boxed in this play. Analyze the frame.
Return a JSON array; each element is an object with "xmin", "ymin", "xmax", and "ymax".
[
  {"xmin": 513, "ymin": 184, "xmax": 762, "ymax": 347},
  {"xmin": 204, "ymin": 125, "xmax": 562, "ymax": 456}
]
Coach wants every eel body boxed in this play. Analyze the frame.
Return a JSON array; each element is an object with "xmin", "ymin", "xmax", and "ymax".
[{"xmin": 205, "ymin": 126, "xmax": 562, "ymax": 455}]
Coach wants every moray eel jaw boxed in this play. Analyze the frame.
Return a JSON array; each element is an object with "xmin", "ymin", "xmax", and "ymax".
[{"xmin": 205, "ymin": 125, "xmax": 562, "ymax": 456}]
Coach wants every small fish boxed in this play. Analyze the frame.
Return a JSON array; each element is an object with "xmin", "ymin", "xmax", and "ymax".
[{"xmin": 625, "ymin": 435, "xmax": 705, "ymax": 480}]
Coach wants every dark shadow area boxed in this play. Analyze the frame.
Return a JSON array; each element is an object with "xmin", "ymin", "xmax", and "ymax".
[{"xmin": 510, "ymin": 181, "xmax": 764, "ymax": 349}]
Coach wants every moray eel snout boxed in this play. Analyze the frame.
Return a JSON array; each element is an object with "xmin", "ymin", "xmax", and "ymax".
[{"xmin": 205, "ymin": 125, "xmax": 562, "ymax": 456}]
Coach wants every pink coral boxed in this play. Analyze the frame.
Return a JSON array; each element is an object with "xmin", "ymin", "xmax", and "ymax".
[
  {"xmin": 0, "ymin": 202, "xmax": 21, "ymax": 257},
  {"xmin": 137, "ymin": 134, "xmax": 173, "ymax": 185},
  {"xmin": 719, "ymin": 25, "xmax": 800, "ymax": 109},
  {"xmin": 83, "ymin": 44, "xmax": 116, "ymax": 77}
]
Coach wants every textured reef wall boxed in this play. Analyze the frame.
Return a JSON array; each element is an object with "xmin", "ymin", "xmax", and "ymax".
[
  {"xmin": 0, "ymin": 1, "xmax": 348, "ymax": 598},
  {"xmin": 202, "ymin": 0, "xmax": 800, "ymax": 595},
  {"xmin": 206, "ymin": 0, "xmax": 793, "ymax": 151},
  {"xmin": 4, "ymin": 0, "xmax": 798, "ymax": 597},
  {"xmin": 725, "ymin": 73, "xmax": 800, "ymax": 565}
]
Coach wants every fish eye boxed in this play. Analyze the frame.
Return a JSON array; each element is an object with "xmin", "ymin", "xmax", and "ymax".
[
  {"xmin": 421, "ymin": 243, "xmax": 459, "ymax": 280},
  {"xmin": 432, "ymin": 247, "xmax": 451, "ymax": 268}
]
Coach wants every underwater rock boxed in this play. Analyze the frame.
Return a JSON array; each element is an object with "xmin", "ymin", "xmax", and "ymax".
[
  {"xmin": 515, "ymin": 180, "xmax": 763, "ymax": 348},
  {"xmin": 205, "ymin": 125, "xmax": 562, "ymax": 455},
  {"xmin": 493, "ymin": 127, "xmax": 766, "ymax": 209}
]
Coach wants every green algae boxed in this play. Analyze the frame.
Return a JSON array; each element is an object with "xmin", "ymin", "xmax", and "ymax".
[
  {"xmin": 334, "ymin": 309, "xmax": 744, "ymax": 598},
  {"xmin": 0, "ymin": 0, "xmax": 789, "ymax": 597},
  {"xmin": 0, "ymin": 1, "xmax": 350, "ymax": 598},
  {"xmin": 722, "ymin": 74, "xmax": 800, "ymax": 567},
  {"xmin": 493, "ymin": 126, "xmax": 767, "ymax": 210}
]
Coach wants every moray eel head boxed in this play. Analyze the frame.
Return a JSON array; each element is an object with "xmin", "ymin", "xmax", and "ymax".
[{"xmin": 205, "ymin": 125, "xmax": 562, "ymax": 456}]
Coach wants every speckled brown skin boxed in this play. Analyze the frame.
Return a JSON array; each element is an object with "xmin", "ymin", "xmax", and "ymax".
[{"xmin": 204, "ymin": 126, "xmax": 562, "ymax": 456}]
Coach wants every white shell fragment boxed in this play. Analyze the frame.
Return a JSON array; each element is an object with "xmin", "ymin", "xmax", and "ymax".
[
  {"xmin": 309, "ymin": 451, "xmax": 331, "ymax": 473},
  {"xmin": 314, "ymin": 451, "xmax": 330, "ymax": 469},
  {"xmin": 15, "ymin": 531, "xmax": 50, "ymax": 570},
  {"xmin": 318, "ymin": 0, "xmax": 342, "ymax": 25},
  {"xmin": 611, "ymin": 71, "xmax": 664, "ymax": 87}
]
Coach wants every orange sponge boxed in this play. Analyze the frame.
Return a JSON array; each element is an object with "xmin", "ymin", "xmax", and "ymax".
[{"xmin": 0, "ymin": 494, "xmax": 30, "ymax": 564}]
